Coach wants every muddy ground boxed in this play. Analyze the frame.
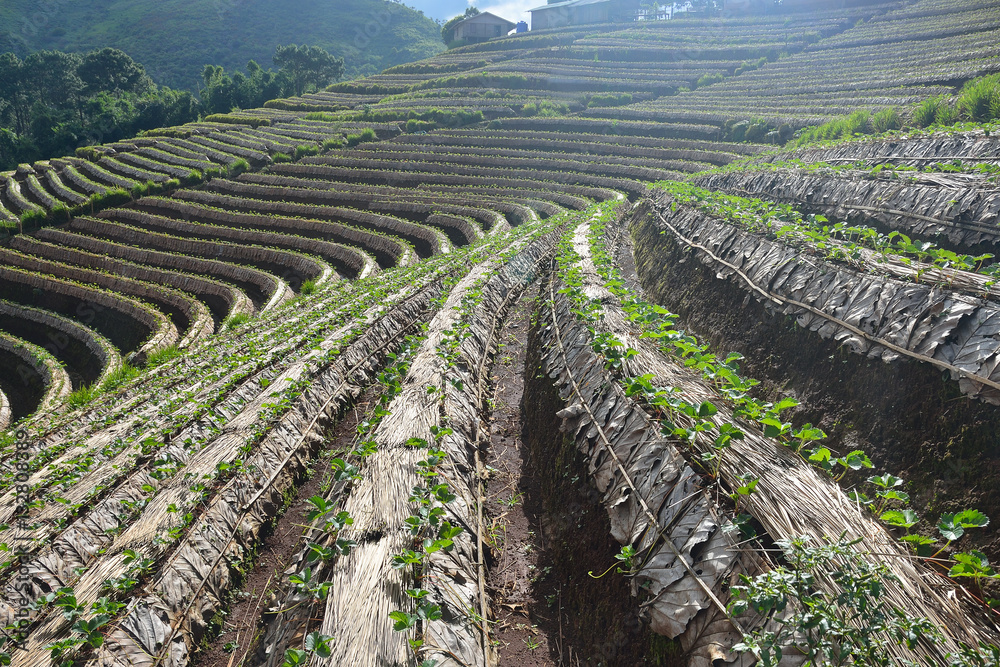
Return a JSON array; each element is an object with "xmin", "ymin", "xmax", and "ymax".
[{"xmin": 515, "ymin": 282, "xmax": 679, "ymax": 666}]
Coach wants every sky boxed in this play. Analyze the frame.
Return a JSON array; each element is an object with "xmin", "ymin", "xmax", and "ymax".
[{"xmin": 403, "ymin": 0, "xmax": 539, "ymax": 24}]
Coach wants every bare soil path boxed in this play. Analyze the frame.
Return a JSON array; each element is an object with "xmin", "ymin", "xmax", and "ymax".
[{"xmin": 484, "ymin": 284, "xmax": 561, "ymax": 667}]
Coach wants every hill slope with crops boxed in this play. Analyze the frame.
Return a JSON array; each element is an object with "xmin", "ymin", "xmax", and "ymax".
[{"xmin": 2, "ymin": 1, "xmax": 1000, "ymax": 666}]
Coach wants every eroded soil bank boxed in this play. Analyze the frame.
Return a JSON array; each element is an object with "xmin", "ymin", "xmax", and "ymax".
[
  {"xmin": 627, "ymin": 201, "xmax": 1000, "ymax": 559},
  {"xmin": 0, "ymin": 353, "xmax": 43, "ymax": 421}
]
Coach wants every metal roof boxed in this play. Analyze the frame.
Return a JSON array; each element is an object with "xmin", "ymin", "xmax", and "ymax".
[
  {"xmin": 529, "ymin": 0, "xmax": 612, "ymax": 12},
  {"xmin": 453, "ymin": 11, "xmax": 517, "ymax": 28}
]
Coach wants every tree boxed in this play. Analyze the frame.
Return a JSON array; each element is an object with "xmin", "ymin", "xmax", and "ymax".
[
  {"xmin": 240, "ymin": 60, "xmax": 289, "ymax": 107},
  {"xmin": 0, "ymin": 52, "xmax": 22, "ymax": 101},
  {"xmin": 78, "ymin": 48, "xmax": 153, "ymax": 97},
  {"xmin": 131, "ymin": 87, "xmax": 198, "ymax": 132},
  {"xmin": 202, "ymin": 64, "xmax": 225, "ymax": 89},
  {"xmin": 200, "ymin": 60, "xmax": 292, "ymax": 114},
  {"xmin": 273, "ymin": 44, "xmax": 344, "ymax": 96},
  {"xmin": 20, "ymin": 50, "xmax": 83, "ymax": 111},
  {"xmin": 0, "ymin": 52, "xmax": 28, "ymax": 134},
  {"xmin": 441, "ymin": 7, "xmax": 480, "ymax": 45},
  {"xmin": 200, "ymin": 65, "xmax": 236, "ymax": 114},
  {"xmin": 0, "ymin": 128, "xmax": 18, "ymax": 168},
  {"xmin": 688, "ymin": 0, "xmax": 722, "ymax": 13},
  {"xmin": 0, "ymin": 47, "xmax": 203, "ymax": 170}
]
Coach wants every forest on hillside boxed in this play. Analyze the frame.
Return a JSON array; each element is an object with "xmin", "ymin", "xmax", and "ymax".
[
  {"xmin": 0, "ymin": 0, "xmax": 443, "ymax": 90},
  {"xmin": 0, "ymin": 45, "xmax": 344, "ymax": 170}
]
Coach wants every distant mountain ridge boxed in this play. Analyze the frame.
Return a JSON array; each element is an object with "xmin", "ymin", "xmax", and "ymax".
[{"xmin": 0, "ymin": 0, "xmax": 445, "ymax": 90}]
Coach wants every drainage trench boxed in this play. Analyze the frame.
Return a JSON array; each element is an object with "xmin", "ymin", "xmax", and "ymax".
[{"xmin": 496, "ymin": 279, "xmax": 679, "ymax": 667}]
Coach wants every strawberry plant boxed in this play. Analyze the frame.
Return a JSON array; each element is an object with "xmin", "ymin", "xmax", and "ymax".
[{"xmin": 731, "ymin": 537, "xmax": 943, "ymax": 667}]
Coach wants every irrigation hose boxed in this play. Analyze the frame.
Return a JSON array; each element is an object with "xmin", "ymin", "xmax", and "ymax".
[
  {"xmin": 655, "ymin": 209, "xmax": 1000, "ymax": 396},
  {"xmin": 818, "ymin": 154, "xmax": 993, "ymax": 164},
  {"xmin": 726, "ymin": 184, "xmax": 1000, "ymax": 238}
]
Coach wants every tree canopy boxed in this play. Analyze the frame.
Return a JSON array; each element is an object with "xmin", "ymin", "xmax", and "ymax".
[
  {"xmin": 0, "ymin": 42, "xmax": 346, "ymax": 170},
  {"xmin": 0, "ymin": 47, "xmax": 199, "ymax": 168},
  {"xmin": 200, "ymin": 59, "xmax": 291, "ymax": 114},
  {"xmin": 78, "ymin": 48, "xmax": 154, "ymax": 97},
  {"xmin": 273, "ymin": 44, "xmax": 345, "ymax": 96},
  {"xmin": 0, "ymin": 0, "xmax": 442, "ymax": 90}
]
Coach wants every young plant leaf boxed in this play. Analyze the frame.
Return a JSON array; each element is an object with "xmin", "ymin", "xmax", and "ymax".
[
  {"xmin": 838, "ymin": 450, "xmax": 873, "ymax": 471},
  {"xmin": 698, "ymin": 401, "xmax": 718, "ymax": 418},
  {"xmin": 389, "ymin": 611, "xmax": 417, "ymax": 631},
  {"xmin": 948, "ymin": 550, "xmax": 996, "ymax": 579},
  {"xmin": 954, "ymin": 509, "xmax": 990, "ymax": 529},
  {"xmin": 938, "ymin": 513, "xmax": 964, "ymax": 542},
  {"xmin": 881, "ymin": 509, "xmax": 919, "ymax": 529}
]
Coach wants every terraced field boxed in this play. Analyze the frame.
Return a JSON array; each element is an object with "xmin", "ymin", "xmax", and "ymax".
[{"xmin": 2, "ymin": 1, "xmax": 1000, "ymax": 665}]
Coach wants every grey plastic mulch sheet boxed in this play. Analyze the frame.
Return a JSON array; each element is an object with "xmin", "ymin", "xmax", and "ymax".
[
  {"xmin": 698, "ymin": 168, "xmax": 1000, "ymax": 250},
  {"xmin": 87, "ymin": 287, "xmax": 442, "ymax": 667},
  {"xmin": 537, "ymin": 282, "xmax": 755, "ymax": 667},
  {"xmin": 652, "ymin": 197, "xmax": 1000, "ymax": 404},
  {"xmin": 795, "ymin": 133, "xmax": 1000, "ymax": 167}
]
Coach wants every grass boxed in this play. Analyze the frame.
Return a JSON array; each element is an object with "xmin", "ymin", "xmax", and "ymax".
[
  {"xmin": 844, "ymin": 109, "xmax": 871, "ymax": 135},
  {"xmin": 958, "ymin": 73, "xmax": 1000, "ymax": 123},
  {"xmin": 225, "ymin": 313, "xmax": 251, "ymax": 330},
  {"xmin": 406, "ymin": 119, "xmax": 436, "ymax": 133},
  {"xmin": 300, "ymin": 280, "xmax": 318, "ymax": 295},
  {"xmin": 519, "ymin": 102, "xmax": 566, "ymax": 118},
  {"xmin": 204, "ymin": 114, "xmax": 271, "ymax": 127},
  {"xmin": 305, "ymin": 112, "xmax": 339, "ymax": 122},
  {"xmin": 66, "ymin": 364, "xmax": 142, "ymax": 408},
  {"xmin": 871, "ymin": 107, "xmax": 901, "ymax": 133},
  {"xmin": 795, "ymin": 73, "xmax": 1000, "ymax": 148},
  {"xmin": 294, "ymin": 144, "xmax": 321, "ymax": 160},
  {"xmin": 913, "ymin": 95, "xmax": 955, "ymax": 128},
  {"xmin": 130, "ymin": 182, "xmax": 152, "ymax": 199},
  {"xmin": 18, "ymin": 209, "xmax": 48, "ymax": 232},
  {"xmin": 228, "ymin": 158, "xmax": 250, "ymax": 177},
  {"xmin": 345, "ymin": 128, "xmax": 378, "ymax": 147},
  {"xmin": 696, "ymin": 72, "xmax": 725, "ymax": 88},
  {"xmin": 101, "ymin": 365, "xmax": 142, "ymax": 392},
  {"xmin": 49, "ymin": 205, "xmax": 72, "ymax": 223},
  {"xmin": 587, "ymin": 92, "xmax": 633, "ymax": 108},
  {"xmin": 146, "ymin": 345, "xmax": 181, "ymax": 368},
  {"xmin": 66, "ymin": 384, "xmax": 99, "ymax": 409},
  {"xmin": 93, "ymin": 188, "xmax": 135, "ymax": 209}
]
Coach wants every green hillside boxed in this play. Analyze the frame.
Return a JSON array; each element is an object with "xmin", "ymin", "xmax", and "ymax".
[{"xmin": 0, "ymin": 0, "xmax": 444, "ymax": 90}]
